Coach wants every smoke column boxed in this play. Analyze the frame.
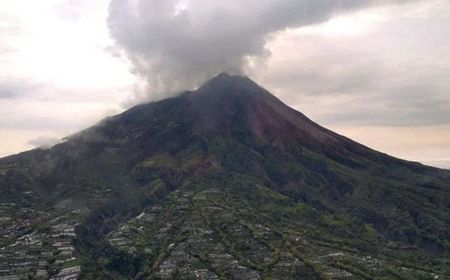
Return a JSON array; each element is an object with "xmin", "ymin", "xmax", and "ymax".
[{"xmin": 108, "ymin": 0, "xmax": 413, "ymax": 102}]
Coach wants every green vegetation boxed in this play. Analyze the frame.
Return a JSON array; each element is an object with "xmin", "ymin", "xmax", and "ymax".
[{"xmin": 0, "ymin": 74, "xmax": 448, "ymax": 279}]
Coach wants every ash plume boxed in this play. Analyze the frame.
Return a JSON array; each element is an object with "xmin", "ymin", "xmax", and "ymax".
[{"xmin": 108, "ymin": 0, "xmax": 415, "ymax": 103}]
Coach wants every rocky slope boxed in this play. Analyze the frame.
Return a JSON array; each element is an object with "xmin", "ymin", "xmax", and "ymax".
[{"xmin": 0, "ymin": 73, "xmax": 449, "ymax": 279}]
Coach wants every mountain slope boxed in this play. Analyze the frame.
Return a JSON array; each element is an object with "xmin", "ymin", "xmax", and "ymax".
[{"xmin": 0, "ymin": 73, "xmax": 449, "ymax": 279}]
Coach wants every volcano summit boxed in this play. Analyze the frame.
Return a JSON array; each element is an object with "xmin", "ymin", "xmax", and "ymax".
[{"xmin": 0, "ymin": 74, "xmax": 449, "ymax": 279}]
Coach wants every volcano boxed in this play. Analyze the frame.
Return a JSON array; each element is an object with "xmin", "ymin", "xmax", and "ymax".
[{"xmin": 0, "ymin": 73, "xmax": 449, "ymax": 279}]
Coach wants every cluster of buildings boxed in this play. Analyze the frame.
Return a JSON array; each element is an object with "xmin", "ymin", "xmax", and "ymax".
[{"xmin": 0, "ymin": 202, "xmax": 81, "ymax": 280}]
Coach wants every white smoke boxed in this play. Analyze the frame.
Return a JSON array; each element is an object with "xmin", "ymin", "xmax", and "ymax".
[
  {"xmin": 108, "ymin": 0, "xmax": 415, "ymax": 102},
  {"xmin": 28, "ymin": 136, "xmax": 62, "ymax": 149}
]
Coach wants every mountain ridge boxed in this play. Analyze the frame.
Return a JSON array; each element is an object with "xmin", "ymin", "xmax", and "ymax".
[{"xmin": 0, "ymin": 73, "xmax": 449, "ymax": 279}]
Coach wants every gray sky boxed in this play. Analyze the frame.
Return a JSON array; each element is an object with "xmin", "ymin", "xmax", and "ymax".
[{"xmin": 0, "ymin": 0, "xmax": 449, "ymax": 169}]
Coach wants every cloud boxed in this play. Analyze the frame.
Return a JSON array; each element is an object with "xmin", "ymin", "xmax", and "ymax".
[
  {"xmin": 108, "ymin": 0, "xmax": 416, "ymax": 102},
  {"xmin": 27, "ymin": 136, "xmax": 62, "ymax": 149},
  {"xmin": 0, "ymin": 78, "xmax": 45, "ymax": 99},
  {"xmin": 54, "ymin": 0, "xmax": 91, "ymax": 20},
  {"xmin": 54, "ymin": 0, "xmax": 108, "ymax": 21},
  {"xmin": 259, "ymin": 0, "xmax": 450, "ymax": 127}
]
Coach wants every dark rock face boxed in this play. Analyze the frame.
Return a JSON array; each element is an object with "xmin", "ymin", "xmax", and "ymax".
[
  {"xmin": 189, "ymin": 73, "xmax": 339, "ymax": 146},
  {"xmin": 0, "ymin": 73, "xmax": 449, "ymax": 279}
]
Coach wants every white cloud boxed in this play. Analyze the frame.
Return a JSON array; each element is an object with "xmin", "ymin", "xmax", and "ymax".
[
  {"xmin": 108, "ymin": 0, "xmax": 417, "ymax": 102},
  {"xmin": 258, "ymin": 0, "xmax": 450, "ymax": 127},
  {"xmin": 28, "ymin": 136, "xmax": 62, "ymax": 149},
  {"xmin": 0, "ymin": 0, "xmax": 134, "ymax": 156}
]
